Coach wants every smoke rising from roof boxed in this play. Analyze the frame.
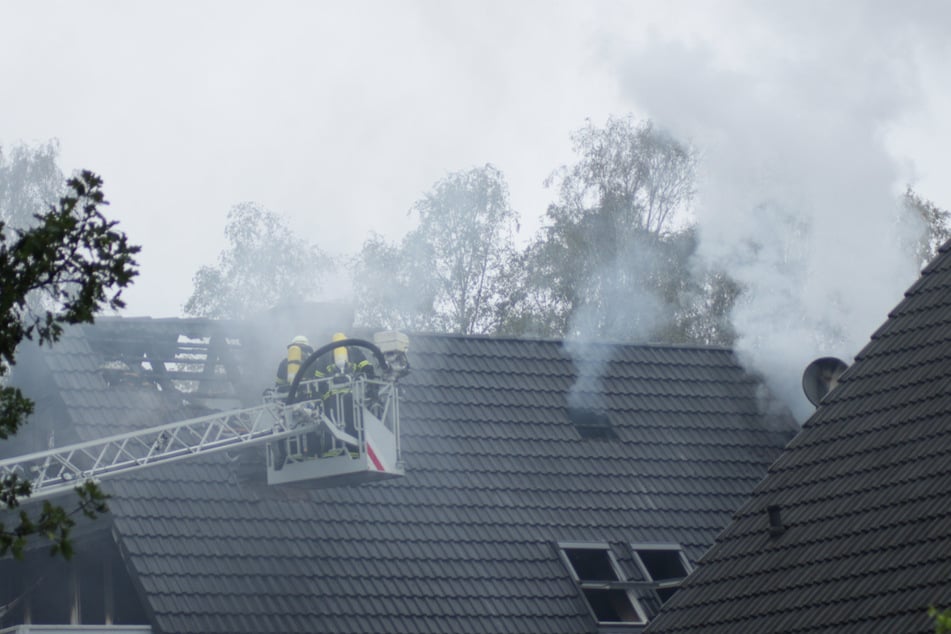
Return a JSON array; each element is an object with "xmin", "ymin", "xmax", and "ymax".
[
  {"xmin": 563, "ymin": 243, "xmax": 667, "ymax": 411},
  {"xmin": 608, "ymin": 2, "xmax": 948, "ymax": 420}
]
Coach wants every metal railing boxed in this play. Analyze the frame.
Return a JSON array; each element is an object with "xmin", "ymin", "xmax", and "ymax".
[
  {"xmin": 1, "ymin": 374, "xmax": 403, "ymax": 501},
  {"xmin": 0, "ymin": 400, "xmax": 323, "ymax": 501}
]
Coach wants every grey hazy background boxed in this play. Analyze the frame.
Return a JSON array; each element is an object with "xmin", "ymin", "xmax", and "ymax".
[{"xmin": 3, "ymin": 0, "xmax": 950, "ymax": 418}]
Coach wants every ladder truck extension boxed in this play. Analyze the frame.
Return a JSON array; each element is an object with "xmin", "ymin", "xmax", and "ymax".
[{"xmin": 0, "ymin": 334, "xmax": 410, "ymax": 501}]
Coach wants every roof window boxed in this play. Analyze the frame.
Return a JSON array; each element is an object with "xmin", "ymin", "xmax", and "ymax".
[
  {"xmin": 567, "ymin": 407, "xmax": 618, "ymax": 440},
  {"xmin": 631, "ymin": 544, "xmax": 692, "ymax": 603},
  {"xmin": 559, "ymin": 543, "xmax": 647, "ymax": 626}
]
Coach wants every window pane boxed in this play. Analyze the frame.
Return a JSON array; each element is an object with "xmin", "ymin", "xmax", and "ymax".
[
  {"xmin": 583, "ymin": 588, "xmax": 642, "ymax": 623},
  {"xmin": 565, "ymin": 548, "xmax": 618, "ymax": 581},
  {"xmin": 636, "ymin": 549, "xmax": 689, "ymax": 581},
  {"xmin": 560, "ymin": 545, "xmax": 647, "ymax": 625}
]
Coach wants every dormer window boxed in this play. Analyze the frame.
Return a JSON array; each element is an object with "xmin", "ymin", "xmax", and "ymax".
[
  {"xmin": 558, "ymin": 543, "xmax": 647, "ymax": 626},
  {"xmin": 631, "ymin": 544, "xmax": 692, "ymax": 603}
]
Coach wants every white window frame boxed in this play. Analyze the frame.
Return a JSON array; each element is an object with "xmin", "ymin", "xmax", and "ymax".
[
  {"xmin": 558, "ymin": 542, "xmax": 648, "ymax": 626},
  {"xmin": 630, "ymin": 543, "xmax": 692, "ymax": 603}
]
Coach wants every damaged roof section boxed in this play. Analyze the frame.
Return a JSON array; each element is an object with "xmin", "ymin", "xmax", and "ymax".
[
  {"xmin": 5, "ymin": 324, "xmax": 799, "ymax": 634},
  {"xmin": 87, "ymin": 318, "xmax": 251, "ymax": 411}
]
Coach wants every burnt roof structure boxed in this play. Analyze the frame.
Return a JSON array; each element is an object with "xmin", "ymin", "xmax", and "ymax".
[
  {"xmin": 645, "ymin": 242, "xmax": 951, "ymax": 634},
  {"xmin": 1, "ymin": 319, "xmax": 798, "ymax": 633}
]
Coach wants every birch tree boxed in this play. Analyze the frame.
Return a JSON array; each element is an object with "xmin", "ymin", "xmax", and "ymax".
[
  {"xmin": 352, "ymin": 165, "xmax": 519, "ymax": 334},
  {"xmin": 185, "ymin": 203, "xmax": 331, "ymax": 319},
  {"xmin": 510, "ymin": 116, "xmax": 735, "ymax": 345}
]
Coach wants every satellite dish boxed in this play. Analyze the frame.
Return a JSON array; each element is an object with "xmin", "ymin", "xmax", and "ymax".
[{"xmin": 802, "ymin": 357, "xmax": 848, "ymax": 406}]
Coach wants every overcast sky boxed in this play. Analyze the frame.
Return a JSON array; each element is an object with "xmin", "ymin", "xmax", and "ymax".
[
  {"xmin": 2, "ymin": 0, "xmax": 627, "ymax": 316},
  {"xmin": 3, "ymin": 0, "xmax": 951, "ymax": 415}
]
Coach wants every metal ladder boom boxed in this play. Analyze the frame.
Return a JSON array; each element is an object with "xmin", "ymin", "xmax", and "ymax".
[{"xmin": 0, "ymin": 399, "xmax": 324, "ymax": 501}]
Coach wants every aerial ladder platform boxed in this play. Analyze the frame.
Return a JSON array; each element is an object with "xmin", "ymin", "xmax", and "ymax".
[{"xmin": 0, "ymin": 334, "xmax": 409, "ymax": 501}]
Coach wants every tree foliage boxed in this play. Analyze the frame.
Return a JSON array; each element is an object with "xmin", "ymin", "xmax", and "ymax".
[
  {"xmin": 930, "ymin": 607, "xmax": 951, "ymax": 634},
  {"xmin": 546, "ymin": 116, "xmax": 696, "ymax": 238},
  {"xmin": 1, "ymin": 141, "xmax": 67, "ymax": 316},
  {"xmin": 184, "ymin": 202, "xmax": 332, "ymax": 319},
  {"xmin": 0, "ymin": 167, "xmax": 138, "ymax": 558},
  {"xmin": 0, "ymin": 140, "xmax": 64, "ymax": 230},
  {"xmin": 352, "ymin": 165, "xmax": 519, "ymax": 334},
  {"xmin": 510, "ymin": 115, "xmax": 736, "ymax": 344},
  {"xmin": 350, "ymin": 232, "xmax": 440, "ymax": 332},
  {"xmin": 904, "ymin": 187, "xmax": 951, "ymax": 267}
]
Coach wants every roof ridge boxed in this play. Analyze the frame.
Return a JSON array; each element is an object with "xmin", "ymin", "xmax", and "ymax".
[{"xmin": 409, "ymin": 330, "xmax": 735, "ymax": 352}]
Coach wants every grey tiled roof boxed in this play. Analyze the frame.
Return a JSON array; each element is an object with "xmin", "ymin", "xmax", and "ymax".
[
  {"xmin": 645, "ymin": 242, "xmax": 951, "ymax": 634},
  {"xmin": 24, "ymin": 322, "xmax": 797, "ymax": 634}
]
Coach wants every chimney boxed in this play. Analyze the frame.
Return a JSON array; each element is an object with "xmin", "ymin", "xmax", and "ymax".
[{"xmin": 767, "ymin": 504, "xmax": 786, "ymax": 537}]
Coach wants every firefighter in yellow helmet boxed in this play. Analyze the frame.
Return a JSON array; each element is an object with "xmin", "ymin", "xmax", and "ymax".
[
  {"xmin": 275, "ymin": 335, "xmax": 314, "ymax": 393},
  {"xmin": 314, "ymin": 332, "xmax": 375, "ymax": 443},
  {"xmin": 271, "ymin": 335, "xmax": 317, "ymax": 468}
]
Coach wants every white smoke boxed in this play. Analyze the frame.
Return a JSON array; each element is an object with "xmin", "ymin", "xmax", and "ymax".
[
  {"xmin": 564, "ymin": 269, "xmax": 664, "ymax": 410},
  {"xmin": 606, "ymin": 2, "xmax": 949, "ymax": 420}
]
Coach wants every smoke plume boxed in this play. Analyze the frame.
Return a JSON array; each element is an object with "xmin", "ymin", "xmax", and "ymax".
[{"xmin": 607, "ymin": 2, "xmax": 948, "ymax": 419}]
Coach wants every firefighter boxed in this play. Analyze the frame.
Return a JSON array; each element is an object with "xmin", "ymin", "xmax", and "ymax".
[
  {"xmin": 315, "ymin": 332, "xmax": 375, "ymax": 450},
  {"xmin": 275, "ymin": 335, "xmax": 314, "ymax": 393},
  {"xmin": 271, "ymin": 335, "xmax": 319, "ymax": 467}
]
